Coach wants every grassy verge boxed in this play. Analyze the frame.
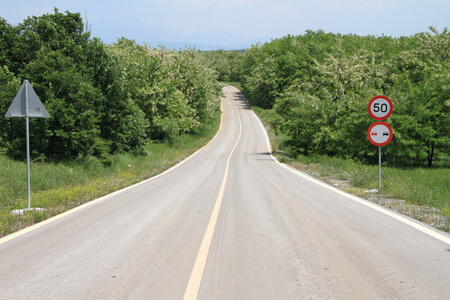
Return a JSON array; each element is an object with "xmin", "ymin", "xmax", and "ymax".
[
  {"xmin": 249, "ymin": 92, "xmax": 450, "ymax": 232},
  {"xmin": 283, "ymin": 155, "xmax": 449, "ymax": 211},
  {"xmin": 0, "ymin": 111, "xmax": 221, "ymax": 237}
]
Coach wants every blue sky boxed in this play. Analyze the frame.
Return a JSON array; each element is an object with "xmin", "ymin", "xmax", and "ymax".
[{"xmin": 1, "ymin": 0, "xmax": 449, "ymax": 50}]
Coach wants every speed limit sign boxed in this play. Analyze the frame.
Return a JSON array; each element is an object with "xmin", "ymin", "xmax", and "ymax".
[{"xmin": 368, "ymin": 96, "xmax": 393, "ymax": 120}]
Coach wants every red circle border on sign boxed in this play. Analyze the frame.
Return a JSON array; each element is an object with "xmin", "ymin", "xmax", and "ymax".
[
  {"xmin": 367, "ymin": 122, "xmax": 393, "ymax": 146},
  {"xmin": 368, "ymin": 95, "xmax": 393, "ymax": 120}
]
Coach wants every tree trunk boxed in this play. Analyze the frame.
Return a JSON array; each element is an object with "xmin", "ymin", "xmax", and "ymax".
[{"xmin": 427, "ymin": 141, "xmax": 435, "ymax": 168}]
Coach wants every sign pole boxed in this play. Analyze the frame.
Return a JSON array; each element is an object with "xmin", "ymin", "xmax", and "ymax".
[
  {"xmin": 378, "ymin": 146, "xmax": 381, "ymax": 190},
  {"xmin": 26, "ymin": 117, "xmax": 31, "ymax": 209},
  {"xmin": 25, "ymin": 86, "xmax": 31, "ymax": 209}
]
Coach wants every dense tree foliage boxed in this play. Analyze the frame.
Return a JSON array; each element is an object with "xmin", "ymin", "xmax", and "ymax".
[
  {"xmin": 107, "ymin": 39, "xmax": 221, "ymax": 142},
  {"xmin": 1, "ymin": 9, "xmax": 447, "ymax": 168},
  {"xmin": 218, "ymin": 28, "xmax": 449, "ymax": 167},
  {"xmin": 0, "ymin": 9, "xmax": 221, "ymax": 162},
  {"xmin": 202, "ymin": 49, "xmax": 245, "ymax": 83}
]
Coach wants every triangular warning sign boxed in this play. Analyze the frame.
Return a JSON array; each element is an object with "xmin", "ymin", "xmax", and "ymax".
[{"xmin": 5, "ymin": 80, "xmax": 50, "ymax": 118}]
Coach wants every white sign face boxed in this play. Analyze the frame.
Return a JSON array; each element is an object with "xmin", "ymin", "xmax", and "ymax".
[
  {"xmin": 368, "ymin": 96, "xmax": 393, "ymax": 120},
  {"xmin": 367, "ymin": 122, "xmax": 393, "ymax": 146}
]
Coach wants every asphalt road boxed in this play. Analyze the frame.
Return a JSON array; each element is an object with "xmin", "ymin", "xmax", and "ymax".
[{"xmin": 1, "ymin": 86, "xmax": 449, "ymax": 299}]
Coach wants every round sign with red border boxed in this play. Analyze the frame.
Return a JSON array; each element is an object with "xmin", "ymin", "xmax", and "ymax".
[
  {"xmin": 368, "ymin": 96, "xmax": 393, "ymax": 120},
  {"xmin": 367, "ymin": 122, "xmax": 393, "ymax": 146}
]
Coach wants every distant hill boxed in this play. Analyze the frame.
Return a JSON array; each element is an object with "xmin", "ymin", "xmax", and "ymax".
[{"xmin": 90, "ymin": 17, "xmax": 270, "ymax": 50}]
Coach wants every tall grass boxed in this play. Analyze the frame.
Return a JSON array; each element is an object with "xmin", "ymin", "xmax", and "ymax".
[
  {"xmin": 382, "ymin": 167, "xmax": 449, "ymax": 212},
  {"xmin": 0, "ymin": 111, "xmax": 221, "ymax": 236},
  {"xmin": 282, "ymin": 153, "xmax": 450, "ymax": 220}
]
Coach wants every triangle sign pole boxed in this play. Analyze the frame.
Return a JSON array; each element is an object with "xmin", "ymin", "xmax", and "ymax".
[
  {"xmin": 25, "ymin": 84, "xmax": 31, "ymax": 209},
  {"xmin": 5, "ymin": 80, "xmax": 50, "ymax": 210}
]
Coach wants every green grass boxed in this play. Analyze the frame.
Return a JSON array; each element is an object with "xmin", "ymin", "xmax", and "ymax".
[
  {"xmin": 276, "ymin": 142, "xmax": 450, "ymax": 224},
  {"xmin": 0, "ymin": 111, "xmax": 221, "ymax": 237},
  {"xmin": 382, "ymin": 167, "xmax": 449, "ymax": 212},
  {"xmin": 284, "ymin": 154, "xmax": 449, "ymax": 215}
]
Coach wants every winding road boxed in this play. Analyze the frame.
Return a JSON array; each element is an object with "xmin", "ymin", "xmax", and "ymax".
[{"xmin": 1, "ymin": 86, "xmax": 449, "ymax": 299}]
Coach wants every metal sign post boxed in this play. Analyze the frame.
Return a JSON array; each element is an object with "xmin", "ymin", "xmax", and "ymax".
[
  {"xmin": 5, "ymin": 80, "xmax": 50, "ymax": 210},
  {"xmin": 378, "ymin": 146, "xmax": 381, "ymax": 190},
  {"xmin": 25, "ymin": 87, "xmax": 31, "ymax": 208}
]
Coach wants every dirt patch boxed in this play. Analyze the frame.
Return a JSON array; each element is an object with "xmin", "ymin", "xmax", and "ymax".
[{"xmin": 363, "ymin": 191, "xmax": 450, "ymax": 232}]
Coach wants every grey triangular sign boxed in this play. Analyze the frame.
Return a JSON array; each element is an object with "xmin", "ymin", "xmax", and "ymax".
[{"xmin": 5, "ymin": 80, "xmax": 50, "ymax": 118}]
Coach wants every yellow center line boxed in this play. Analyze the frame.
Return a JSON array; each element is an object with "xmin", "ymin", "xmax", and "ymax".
[{"xmin": 183, "ymin": 88, "xmax": 243, "ymax": 300}]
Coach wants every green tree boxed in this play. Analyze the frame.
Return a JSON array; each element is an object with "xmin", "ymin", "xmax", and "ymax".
[
  {"xmin": 0, "ymin": 18, "xmax": 15, "ymax": 68},
  {"xmin": 108, "ymin": 39, "xmax": 220, "ymax": 142},
  {"xmin": 242, "ymin": 56, "xmax": 279, "ymax": 108},
  {"xmin": 390, "ymin": 27, "xmax": 450, "ymax": 167},
  {"xmin": 1, "ymin": 9, "xmax": 148, "ymax": 161},
  {"xmin": 0, "ymin": 66, "xmax": 21, "ymax": 155},
  {"xmin": 202, "ymin": 50, "xmax": 244, "ymax": 82},
  {"xmin": 239, "ymin": 27, "xmax": 449, "ymax": 167}
]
